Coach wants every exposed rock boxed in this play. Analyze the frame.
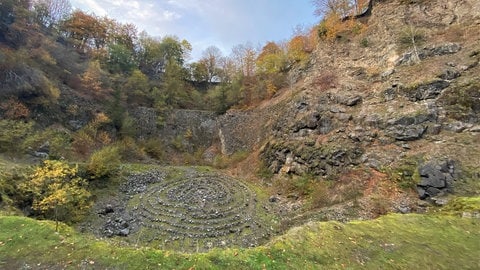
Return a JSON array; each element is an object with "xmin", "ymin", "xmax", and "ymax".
[
  {"xmin": 338, "ymin": 95, "xmax": 362, "ymax": 106},
  {"xmin": 381, "ymin": 69, "xmax": 395, "ymax": 80},
  {"xmin": 396, "ymin": 43, "xmax": 462, "ymax": 65},
  {"xmin": 416, "ymin": 159, "xmax": 456, "ymax": 199},
  {"xmin": 159, "ymin": 109, "xmax": 218, "ymax": 153},
  {"xmin": 426, "ymin": 124, "xmax": 442, "ymax": 135},
  {"xmin": 404, "ymin": 80, "xmax": 450, "ymax": 101},
  {"xmin": 444, "ymin": 121, "xmax": 473, "ymax": 133},
  {"xmin": 386, "ymin": 125, "xmax": 426, "ymax": 141},
  {"xmin": 383, "ymin": 86, "xmax": 398, "ymax": 101},
  {"xmin": 269, "ymin": 196, "xmax": 279, "ymax": 203},
  {"xmin": 218, "ymin": 111, "xmax": 265, "ymax": 155},
  {"xmin": 68, "ymin": 120, "xmax": 84, "ymax": 130},
  {"xmin": 431, "ymin": 197, "xmax": 450, "ymax": 206},
  {"xmin": 438, "ymin": 69, "xmax": 460, "ymax": 80},
  {"xmin": 262, "ymin": 140, "xmax": 363, "ymax": 176},
  {"xmin": 429, "ymin": 43, "xmax": 462, "ymax": 56},
  {"xmin": 103, "ymin": 217, "xmax": 131, "ymax": 237},
  {"xmin": 129, "ymin": 107, "xmax": 158, "ymax": 139},
  {"xmin": 469, "ymin": 125, "xmax": 480, "ymax": 132},
  {"xmin": 98, "ymin": 204, "xmax": 114, "ymax": 215},
  {"xmin": 385, "ymin": 113, "xmax": 437, "ymax": 141}
]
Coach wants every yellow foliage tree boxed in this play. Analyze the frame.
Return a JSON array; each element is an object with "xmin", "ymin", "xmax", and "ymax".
[
  {"xmin": 23, "ymin": 160, "xmax": 91, "ymax": 231},
  {"xmin": 80, "ymin": 61, "xmax": 103, "ymax": 93}
]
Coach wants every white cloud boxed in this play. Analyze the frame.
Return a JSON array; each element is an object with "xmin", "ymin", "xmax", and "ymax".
[
  {"xmin": 82, "ymin": 0, "xmax": 107, "ymax": 16},
  {"xmin": 160, "ymin": 10, "xmax": 181, "ymax": 21}
]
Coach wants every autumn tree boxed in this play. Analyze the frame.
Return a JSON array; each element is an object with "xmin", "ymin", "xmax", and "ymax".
[
  {"xmin": 287, "ymin": 35, "xmax": 312, "ymax": 64},
  {"xmin": 80, "ymin": 60, "xmax": 104, "ymax": 93},
  {"xmin": 0, "ymin": 97, "xmax": 30, "ymax": 120},
  {"xmin": 22, "ymin": 160, "xmax": 91, "ymax": 231},
  {"xmin": 60, "ymin": 10, "xmax": 106, "ymax": 53},
  {"xmin": 0, "ymin": 0, "xmax": 34, "ymax": 47},
  {"xmin": 231, "ymin": 43, "xmax": 257, "ymax": 77},
  {"xmin": 200, "ymin": 45, "xmax": 223, "ymax": 83},
  {"xmin": 313, "ymin": 0, "xmax": 357, "ymax": 18},
  {"xmin": 217, "ymin": 56, "xmax": 237, "ymax": 83},
  {"xmin": 72, "ymin": 112, "xmax": 111, "ymax": 158},
  {"xmin": 229, "ymin": 43, "xmax": 258, "ymax": 105},
  {"xmin": 256, "ymin": 42, "xmax": 288, "ymax": 99},
  {"xmin": 32, "ymin": 0, "xmax": 71, "ymax": 29},
  {"xmin": 256, "ymin": 41, "xmax": 286, "ymax": 74}
]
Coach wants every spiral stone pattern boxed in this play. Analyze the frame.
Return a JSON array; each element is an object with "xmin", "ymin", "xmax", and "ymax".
[{"xmin": 130, "ymin": 169, "xmax": 269, "ymax": 251}]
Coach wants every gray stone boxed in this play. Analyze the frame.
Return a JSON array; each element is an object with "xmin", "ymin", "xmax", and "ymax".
[
  {"xmin": 416, "ymin": 159, "xmax": 456, "ymax": 199},
  {"xmin": 469, "ymin": 125, "xmax": 480, "ymax": 132},
  {"xmin": 383, "ymin": 87, "xmax": 397, "ymax": 101},
  {"xmin": 381, "ymin": 69, "xmax": 395, "ymax": 80},
  {"xmin": 430, "ymin": 43, "xmax": 462, "ymax": 56},
  {"xmin": 426, "ymin": 187, "xmax": 442, "ymax": 197},
  {"xmin": 438, "ymin": 69, "xmax": 460, "ymax": 80},
  {"xmin": 427, "ymin": 124, "xmax": 442, "ymax": 135},
  {"xmin": 406, "ymin": 80, "xmax": 450, "ymax": 101},
  {"xmin": 119, "ymin": 228, "xmax": 130, "ymax": 236},
  {"xmin": 268, "ymin": 196, "xmax": 279, "ymax": 203},
  {"xmin": 397, "ymin": 43, "xmax": 462, "ymax": 65},
  {"xmin": 432, "ymin": 197, "xmax": 450, "ymax": 206},
  {"xmin": 33, "ymin": 151, "xmax": 49, "ymax": 159},
  {"xmin": 444, "ymin": 121, "xmax": 472, "ymax": 133},
  {"xmin": 68, "ymin": 120, "xmax": 84, "ymax": 130},
  {"xmin": 386, "ymin": 125, "xmax": 426, "ymax": 141},
  {"xmin": 339, "ymin": 95, "xmax": 362, "ymax": 106},
  {"xmin": 318, "ymin": 117, "xmax": 334, "ymax": 134}
]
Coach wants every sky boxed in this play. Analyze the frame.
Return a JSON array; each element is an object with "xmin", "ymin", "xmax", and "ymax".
[{"xmin": 69, "ymin": 0, "xmax": 319, "ymax": 60}]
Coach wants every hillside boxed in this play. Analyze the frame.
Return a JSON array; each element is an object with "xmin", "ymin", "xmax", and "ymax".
[{"xmin": 1, "ymin": 0, "xmax": 480, "ymax": 269}]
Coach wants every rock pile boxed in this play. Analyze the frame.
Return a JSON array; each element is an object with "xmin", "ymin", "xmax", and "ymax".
[{"xmin": 120, "ymin": 170, "xmax": 166, "ymax": 195}]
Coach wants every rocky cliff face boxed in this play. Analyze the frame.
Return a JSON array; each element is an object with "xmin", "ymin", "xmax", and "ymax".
[{"xmin": 150, "ymin": 0, "xmax": 479, "ymax": 203}]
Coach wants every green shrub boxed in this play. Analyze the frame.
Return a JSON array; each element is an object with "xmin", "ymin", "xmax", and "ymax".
[
  {"xmin": 213, "ymin": 150, "xmax": 249, "ymax": 169},
  {"xmin": 0, "ymin": 120, "xmax": 33, "ymax": 155},
  {"xmin": 22, "ymin": 127, "xmax": 72, "ymax": 159},
  {"xmin": 385, "ymin": 156, "xmax": 423, "ymax": 189},
  {"xmin": 141, "ymin": 137, "xmax": 165, "ymax": 160},
  {"xmin": 87, "ymin": 145, "xmax": 121, "ymax": 179},
  {"xmin": 0, "ymin": 164, "xmax": 32, "ymax": 212},
  {"xmin": 115, "ymin": 137, "xmax": 147, "ymax": 162},
  {"xmin": 360, "ymin": 37, "xmax": 369, "ymax": 47}
]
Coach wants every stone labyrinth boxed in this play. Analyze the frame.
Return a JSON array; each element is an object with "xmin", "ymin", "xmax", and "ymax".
[{"xmin": 121, "ymin": 168, "xmax": 274, "ymax": 252}]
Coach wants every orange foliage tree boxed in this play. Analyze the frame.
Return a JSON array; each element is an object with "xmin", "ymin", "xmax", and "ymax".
[{"xmin": 0, "ymin": 97, "xmax": 30, "ymax": 120}]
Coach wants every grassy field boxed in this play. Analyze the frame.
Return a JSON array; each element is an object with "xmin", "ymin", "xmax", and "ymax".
[{"xmin": 1, "ymin": 204, "xmax": 479, "ymax": 269}]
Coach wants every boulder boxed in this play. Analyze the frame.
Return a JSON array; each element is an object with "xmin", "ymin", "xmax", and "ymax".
[
  {"xmin": 386, "ymin": 125, "xmax": 426, "ymax": 141},
  {"xmin": 416, "ymin": 159, "xmax": 456, "ymax": 199}
]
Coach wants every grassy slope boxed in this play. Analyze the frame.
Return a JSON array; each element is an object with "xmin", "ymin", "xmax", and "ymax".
[{"xmin": 1, "ymin": 210, "xmax": 479, "ymax": 270}]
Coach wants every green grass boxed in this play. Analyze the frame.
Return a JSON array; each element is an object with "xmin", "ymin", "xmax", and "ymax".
[{"xmin": 1, "ymin": 207, "xmax": 479, "ymax": 269}]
